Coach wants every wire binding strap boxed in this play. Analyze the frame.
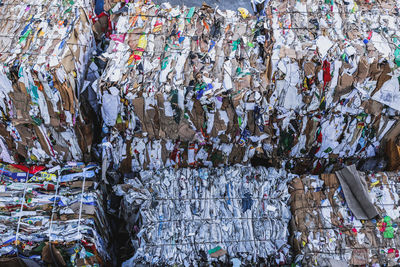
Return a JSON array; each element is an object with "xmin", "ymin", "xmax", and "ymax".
[
  {"xmin": 15, "ymin": 170, "xmax": 30, "ymax": 255},
  {"xmin": 48, "ymin": 168, "xmax": 61, "ymax": 242},
  {"xmin": 77, "ymin": 170, "xmax": 86, "ymax": 239}
]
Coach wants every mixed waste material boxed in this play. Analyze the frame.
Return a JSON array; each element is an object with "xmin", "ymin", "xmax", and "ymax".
[
  {"xmin": 0, "ymin": 163, "xmax": 111, "ymax": 266},
  {"xmin": 0, "ymin": 0, "xmax": 96, "ymax": 164},
  {"xmin": 115, "ymin": 165, "xmax": 293, "ymax": 265},
  {"xmin": 290, "ymin": 166, "xmax": 400, "ymax": 266},
  {"xmin": 1, "ymin": 0, "xmax": 400, "ymax": 265}
]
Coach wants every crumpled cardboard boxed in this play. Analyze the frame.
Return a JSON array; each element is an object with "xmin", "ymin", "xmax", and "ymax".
[{"xmin": 42, "ymin": 243, "xmax": 66, "ymax": 267}]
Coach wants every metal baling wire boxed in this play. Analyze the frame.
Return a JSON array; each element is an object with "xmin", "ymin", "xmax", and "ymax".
[
  {"xmin": 189, "ymin": 169, "xmax": 201, "ymax": 260},
  {"xmin": 48, "ymin": 167, "xmax": 62, "ymax": 241},
  {"xmin": 48, "ymin": 167, "xmax": 62, "ymax": 267},
  {"xmin": 2, "ymin": 5, "xmax": 394, "ymax": 53},
  {"xmin": 146, "ymin": 195, "xmax": 289, "ymax": 221},
  {"xmin": 106, "ymin": 29, "xmax": 400, "ymax": 45},
  {"xmin": 0, "ymin": 41, "xmax": 92, "ymax": 57},
  {"xmin": 111, "ymin": 5, "xmax": 400, "ymax": 31},
  {"xmin": 117, "ymin": 7, "xmax": 399, "ymax": 17},
  {"xmin": 146, "ymin": 238, "xmax": 279, "ymax": 247},
  {"xmin": 0, "ymin": 2, "xmax": 92, "ymax": 8},
  {"xmin": 300, "ymin": 236, "xmax": 398, "ymax": 261},
  {"xmin": 77, "ymin": 168, "xmax": 87, "ymax": 241},
  {"xmin": 288, "ymin": 180, "xmax": 400, "ymax": 193},
  {"xmin": 15, "ymin": 168, "xmax": 30, "ymax": 256}
]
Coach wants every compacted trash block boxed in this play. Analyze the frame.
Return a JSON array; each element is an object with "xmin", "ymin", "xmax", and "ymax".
[
  {"xmin": 0, "ymin": 0, "xmax": 97, "ymax": 164},
  {"xmin": 114, "ymin": 165, "xmax": 294, "ymax": 265},
  {"xmin": 0, "ymin": 163, "xmax": 112, "ymax": 266},
  {"xmin": 290, "ymin": 169, "xmax": 400, "ymax": 266},
  {"xmin": 97, "ymin": 0, "xmax": 400, "ymax": 176}
]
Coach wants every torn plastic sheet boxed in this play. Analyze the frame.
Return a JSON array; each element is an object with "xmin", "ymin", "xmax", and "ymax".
[
  {"xmin": 115, "ymin": 165, "xmax": 295, "ymax": 265},
  {"xmin": 371, "ymin": 76, "xmax": 400, "ymax": 112}
]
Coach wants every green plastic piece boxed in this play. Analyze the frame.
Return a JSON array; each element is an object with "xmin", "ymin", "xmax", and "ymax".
[
  {"xmin": 30, "ymin": 85, "xmax": 39, "ymax": 100},
  {"xmin": 395, "ymin": 48, "xmax": 400, "ymax": 67},
  {"xmin": 186, "ymin": 7, "xmax": 195, "ymax": 23},
  {"xmin": 384, "ymin": 227, "xmax": 394, "ymax": 238},
  {"xmin": 19, "ymin": 29, "xmax": 32, "ymax": 44},
  {"xmin": 116, "ymin": 114, "xmax": 122, "ymax": 124},
  {"xmin": 161, "ymin": 56, "xmax": 169, "ymax": 70},
  {"xmin": 232, "ymin": 39, "xmax": 241, "ymax": 51},
  {"xmin": 31, "ymin": 117, "xmax": 42, "ymax": 126},
  {"xmin": 18, "ymin": 67, "xmax": 24, "ymax": 78},
  {"xmin": 208, "ymin": 246, "xmax": 222, "ymax": 254}
]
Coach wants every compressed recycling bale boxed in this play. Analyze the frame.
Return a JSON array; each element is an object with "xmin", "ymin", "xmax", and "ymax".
[
  {"xmin": 290, "ymin": 170, "xmax": 400, "ymax": 266},
  {"xmin": 0, "ymin": 0, "xmax": 97, "ymax": 164},
  {"xmin": 96, "ymin": 1, "xmax": 400, "ymax": 174},
  {"xmin": 0, "ymin": 162, "xmax": 112, "ymax": 266},
  {"xmin": 114, "ymin": 165, "xmax": 294, "ymax": 265}
]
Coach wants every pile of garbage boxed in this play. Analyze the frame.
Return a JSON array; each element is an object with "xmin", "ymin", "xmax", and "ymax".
[
  {"xmin": 290, "ymin": 166, "xmax": 400, "ymax": 266},
  {"xmin": 0, "ymin": 0, "xmax": 96, "ymax": 164},
  {"xmin": 0, "ymin": 163, "xmax": 111, "ymax": 266},
  {"xmin": 2, "ymin": 0, "xmax": 400, "ymax": 265},
  {"xmin": 114, "ymin": 165, "xmax": 294, "ymax": 265}
]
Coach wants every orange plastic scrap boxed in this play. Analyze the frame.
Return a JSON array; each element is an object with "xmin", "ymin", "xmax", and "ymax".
[
  {"xmin": 153, "ymin": 20, "xmax": 163, "ymax": 32},
  {"xmin": 203, "ymin": 19, "xmax": 209, "ymax": 31}
]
